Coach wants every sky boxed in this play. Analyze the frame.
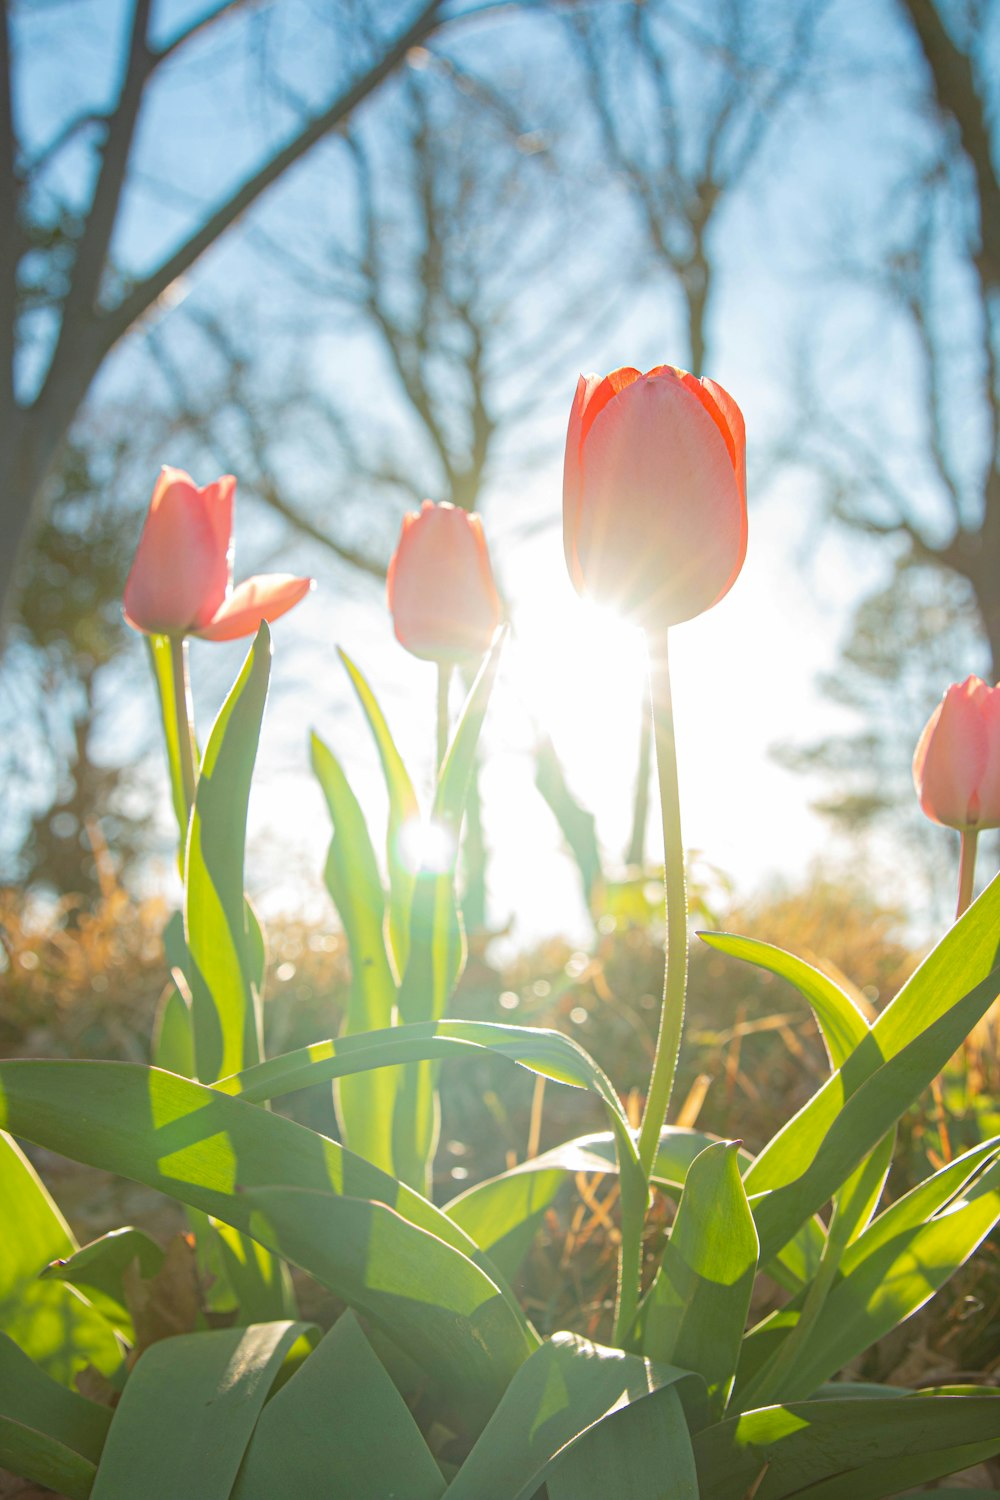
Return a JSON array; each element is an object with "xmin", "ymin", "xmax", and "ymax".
[{"xmin": 9, "ymin": 0, "xmax": 983, "ymax": 948}]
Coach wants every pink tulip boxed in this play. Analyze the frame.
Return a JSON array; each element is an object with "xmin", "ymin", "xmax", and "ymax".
[
  {"xmin": 387, "ymin": 500, "xmax": 502, "ymax": 663},
  {"xmin": 123, "ymin": 467, "xmax": 312, "ymax": 640},
  {"xmin": 563, "ymin": 365, "xmax": 747, "ymax": 632},
  {"xmin": 913, "ymin": 675, "xmax": 1000, "ymax": 831}
]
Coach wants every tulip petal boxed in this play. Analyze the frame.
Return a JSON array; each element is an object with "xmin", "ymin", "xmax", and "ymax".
[
  {"xmin": 387, "ymin": 501, "xmax": 501, "ymax": 663},
  {"xmin": 123, "ymin": 468, "xmax": 232, "ymax": 635},
  {"xmin": 189, "ymin": 474, "xmax": 236, "ymax": 627},
  {"xmin": 913, "ymin": 678, "xmax": 990, "ymax": 829},
  {"xmin": 975, "ymin": 681, "xmax": 1000, "ymax": 828},
  {"xmin": 575, "ymin": 374, "xmax": 746, "ymax": 629},
  {"xmin": 194, "ymin": 574, "xmax": 313, "ymax": 642}
]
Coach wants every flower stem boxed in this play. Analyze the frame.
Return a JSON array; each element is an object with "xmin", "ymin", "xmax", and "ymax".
[
  {"xmin": 436, "ymin": 663, "xmax": 452, "ymax": 772},
  {"xmin": 170, "ymin": 634, "xmax": 198, "ymax": 821},
  {"xmin": 637, "ymin": 632, "xmax": 689, "ymax": 1180},
  {"xmin": 957, "ymin": 829, "xmax": 978, "ymax": 919}
]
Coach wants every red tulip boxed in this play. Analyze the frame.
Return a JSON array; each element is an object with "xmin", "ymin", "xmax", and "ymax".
[
  {"xmin": 123, "ymin": 467, "xmax": 312, "ymax": 640},
  {"xmin": 387, "ymin": 500, "xmax": 502, "ymax": 663},
  {"xmin": 913, "ymin": 675, "xmax": 1000, "ymax": 830},
  {"xmin": 563, "ymin": 365, "xmax": 747, "ymax": 631}
]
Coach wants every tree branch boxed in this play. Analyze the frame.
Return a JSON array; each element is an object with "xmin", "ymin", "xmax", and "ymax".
[
  {"xmin": 898, "ymin": 0, "xmax": 1000, "ymax": 289},
  {"xmin": 153, "ymin": 0, "xmax": 253, "ymax": 67},
  {"xmin": 100, "ymin": 0, "xmax": 444, "ymax": 351}
]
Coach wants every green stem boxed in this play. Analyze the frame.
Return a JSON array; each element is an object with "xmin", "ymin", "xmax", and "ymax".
[
  {"xmin": 170, "ymin": 634, "xmax": 198, "ymax": 821},
  {"xmin": 637, "ymin": 632, "xmax": 689, "ymax": 1180},
  {"xmin": 436, "ymin": 662, "xmax": 452, "ymax": 773},
  {"xmin": 957, "ymin": 828, "xmax": 978, "ymax": 919}
]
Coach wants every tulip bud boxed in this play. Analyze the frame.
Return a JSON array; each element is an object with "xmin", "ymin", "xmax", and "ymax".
[
  {"xmin": 562, "ymin": 365, "xmax": 747, "ymax": 632},
  {"xmin": 124, "ymin": 467, "xmax": 312, "ymax": 640},
  {"xmin": 913, "ymin": 675, "xmax": 1000, "ymax": 831},
  {"xmin": 387, "ymin": 500, "xmax": 502, "ymax": 663}
]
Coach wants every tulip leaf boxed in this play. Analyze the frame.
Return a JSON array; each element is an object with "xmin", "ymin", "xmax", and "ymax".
[
  {"xmin": 702, "ymin": 930, "xmax": 894, "ymax": 1245},
  {"xmin": 0, "ymin": 1130, "xmax": 121, "ymax": 1385},
  {"xmin": 0, "ymin": 1332, "xmax": 112, "ymax": 1464},
  {"xmin": 232, "ymin": 1311, "xmax": 445, "ymax": 1500},
  {"xmin": 642, "ymin": 1141, "xmax": 758, "ymax": 1415},
  {"xmin": 216, "ymin": 1014, "xmax": 647, "ymax": 1336},
  {"xmin": 544, "ymin": 1380, "xmax": 698, "ymax": 1500},
  {"xmin": 0, "ymin": 1060, "xmax": 535, "ymax": 1375},
  {"xmin": 693, "ymin": 1393, "xmax": 1000, "ymax": 1500},
  {"xmin": 338, "ymin": 647, "xmax": 419, "ymax": 978},
  {"xmin": 243, "ymin": 1186, "xmax": 534, "ymax": 1433},
  {"xmin": 0, "ymin": 1417, "xmax": 97, "ymax": 1500},
  {"xmin": 90, "ymin": 1322, "xmax": 308, "ymax": 1500},
  {"xmin": 394, "ymin": 631, "xmax": 505, "ymax": 1192},
  {"xmin": 442, "ymin": 1332, "xmax": 706, "ymax": 1500},
  {"xmin": 40, "ymin": 1225, "xmax": 164, "ymax": 1337},
  {"xmin": 744, "ymin": 873, "xmax": 1000, "ymax": 1264},
  {"xmin": 310, "ymin": 730, "xmax": 399, "ymax": 1175},
  {"xmin": 534, "ymin": 734, "xmax": 604, "ymax": 911},
  {"xmin": 185, "ymin": 622, "xmax": 270, "ymax": 1084}
]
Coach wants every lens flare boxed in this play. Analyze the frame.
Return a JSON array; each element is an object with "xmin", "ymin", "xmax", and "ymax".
[{"xmin": 398, "ymin": 818, "xmax": 456, "ymax": 875}]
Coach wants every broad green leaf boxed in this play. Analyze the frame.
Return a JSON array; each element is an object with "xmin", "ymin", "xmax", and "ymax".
[
  {"xmin": 244, "ymin": 1186, "xmax": 533, "ymax": 1433},
  {"xmin": 546, "ymin": 1382, "xmax": 697, "ymax": 1500},
  {"xmin": 442, "ymin": 1332, "xmax": 706, "ymax": 1500},
  {"xmin": 217, "ymin": 1016, "xmax": 647, "ymax": 1337},
  {"xmin": 210, "ymin": 1218, "xmax": 295, "ymax": 1324},
  {"xmin": 394, "ymin": 632, "xmax": 505, "ymax": 1191},
  {"xmin": 0, "ymin": 1333, "xmax": 111, "ymax": 1463},
  {"xmin": 185, "ymin": 622, "xmax": 269, "ymax": 1085},
  {"xmin": 699, "ymin": 932, "xmax": 870, "ymax": 1068},
  {"xmin": 0, "ymin": 1417, "xmax": 96, "ymax": 1500},
  {"xmin": 145, "ymin": 633, "xmax": 195, "ymax": 852},
  {"xmin": 445, "ymin": 1128, "xmax": 821, "ymax": 1292},
  {"xmin": 151, "ymin": 977, "xmax": 195, "ymax": 1078},
  {"xmin": 764, "ymin": 1175, "xmax": 1000, "ymax": 1399},
  {"xmin": 310, "ymin": 730, "xmax": 399, "ymax": 1175},
  {"xmin": 0, "ymin": 1131, "xmax": 120, "ymax": 1384},
  {"xmin": 90, "ymin": 1322, "xmax": 307, "ymax": 1499},
  {"xmin": 0, "ymin": 1060, "xmax": 534, "ymax": 1350},
  {"xmin": 338, "ymin": 647, "xmax": 419, "ymax": 977},
  {"xmin": 40, "ymin": 1226, "xmax": 163, "ymax": 1337},
  {"xmin": 643, "ymin": 1142, "xmax": 758, "ymax": 1414},
  {"xmin": 702, "ymin": 931, "xmax": 893, "ymax": 1245},
  {"xmin": 693, "ymin": 1393, "xmax": 1000, "ymax": 1500},
  {"xmin": 745, "ymin": 883, "xmax": 1000, "ymax": 1264},
  {"xmin": 233, "ymin": 1311, "xmax": 445, "ymax": 1500}
]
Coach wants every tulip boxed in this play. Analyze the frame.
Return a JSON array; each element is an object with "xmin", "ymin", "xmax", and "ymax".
[
  {"xmin": 913, "ymin": 676, "xmax": 1000, "ymax": 831},
  {"xmin": 387, "ymin": 500, "xmax": 502, "ymax": 664},
  {"xmin": 123, "ymin": 466, "xmax": 312, "ymax": 640},
  {"xmin": 914, "ymin": 675, "xmax": 1000, "ymax": 918},
  {"xmin": 563, "ymin": 364, "xmax": 747, "ymax": 633}
]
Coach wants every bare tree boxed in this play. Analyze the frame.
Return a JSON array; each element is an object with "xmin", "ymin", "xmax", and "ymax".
[{"xmin": 0, "ymin": 0, "xmax": 484, "ymax": 624}]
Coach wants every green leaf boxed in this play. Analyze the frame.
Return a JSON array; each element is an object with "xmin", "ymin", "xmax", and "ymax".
[
  {"xmin": 767, "ymin": 1170, "xmax": 1000, "ymax": 1398},
  {"xmin": 394, "ymin": 632, "xmax": 505, "ymax": 1191},
  {"xmin": 744, "ymin": 875, "xmax": 1000, "ymax": 1262},
  {"xmin": 210, "ymin": 1218, "xmax": 296, "ymax": 1324},
  {"xmin": 233, "ymin": 1311, "xmax": 445, "ymax": 1500},
  {"xmin": 643, "ymin": 1141, "xmax": 758, "ymax": 1414},
  {"xmin": 0, "ymin": 1060, "xmax": 535, "ymax": 1368},
  {"xmin": 217, "ymin": 1016, "xmax": 647, "ymax": 1338},
  {"xmin": 0, "ymin": 1417, "xmax": 96, "ymax": 1500},
  {"xmin": 0, "ymin": 1131, "xmax": 121, "ymax": 1384},
  {"xmin": 0, "ymin": 1332, "xmax": 111, "ymax": 1463},
  {"xmin": 442, "ymin": 1332, "xmax": 706, "ymax": 1500},
  {"xmin": 701, "ymin": 931, "xmax": 893, "ymax": 1245},
  {"xmin": 534, "ymin": 735, "xmax": 604, "ymax": 910},
  {"xmin": 90, "ymin": 1322, "xmax": 307, "ymax": 1499},
  {"xmin": 185, "ymin": 622, "xmax": 270, "ymax": 1085},
  {"xmin": 338, "ymin": 647, "xmax": 419, "ymax": 977},
  {"xmin": 445, "ymin": 1128, "xmax": 821, "ymax": 1292},
  {"xmin": 693, "ymin": 1392, "xmax": 1000, "ymax": 1500},
  {"xmin": 699, "ymin": 932, "xmax": 870, "ymax": 1068},
  {"xmin": 546, "ymin": 1381, "xmax": 697, "ymax": 1500},
  {"xmin": 244, "ymin": 1186, "xmax": 533, "ymax": 1434},
  {"xmin": 40, "ymin": 1226, "xmax": 164, "ymax": 1337},
  {"xmin": 310, "ymin": 730, "xmax": 399, "ymax": 1175}
]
